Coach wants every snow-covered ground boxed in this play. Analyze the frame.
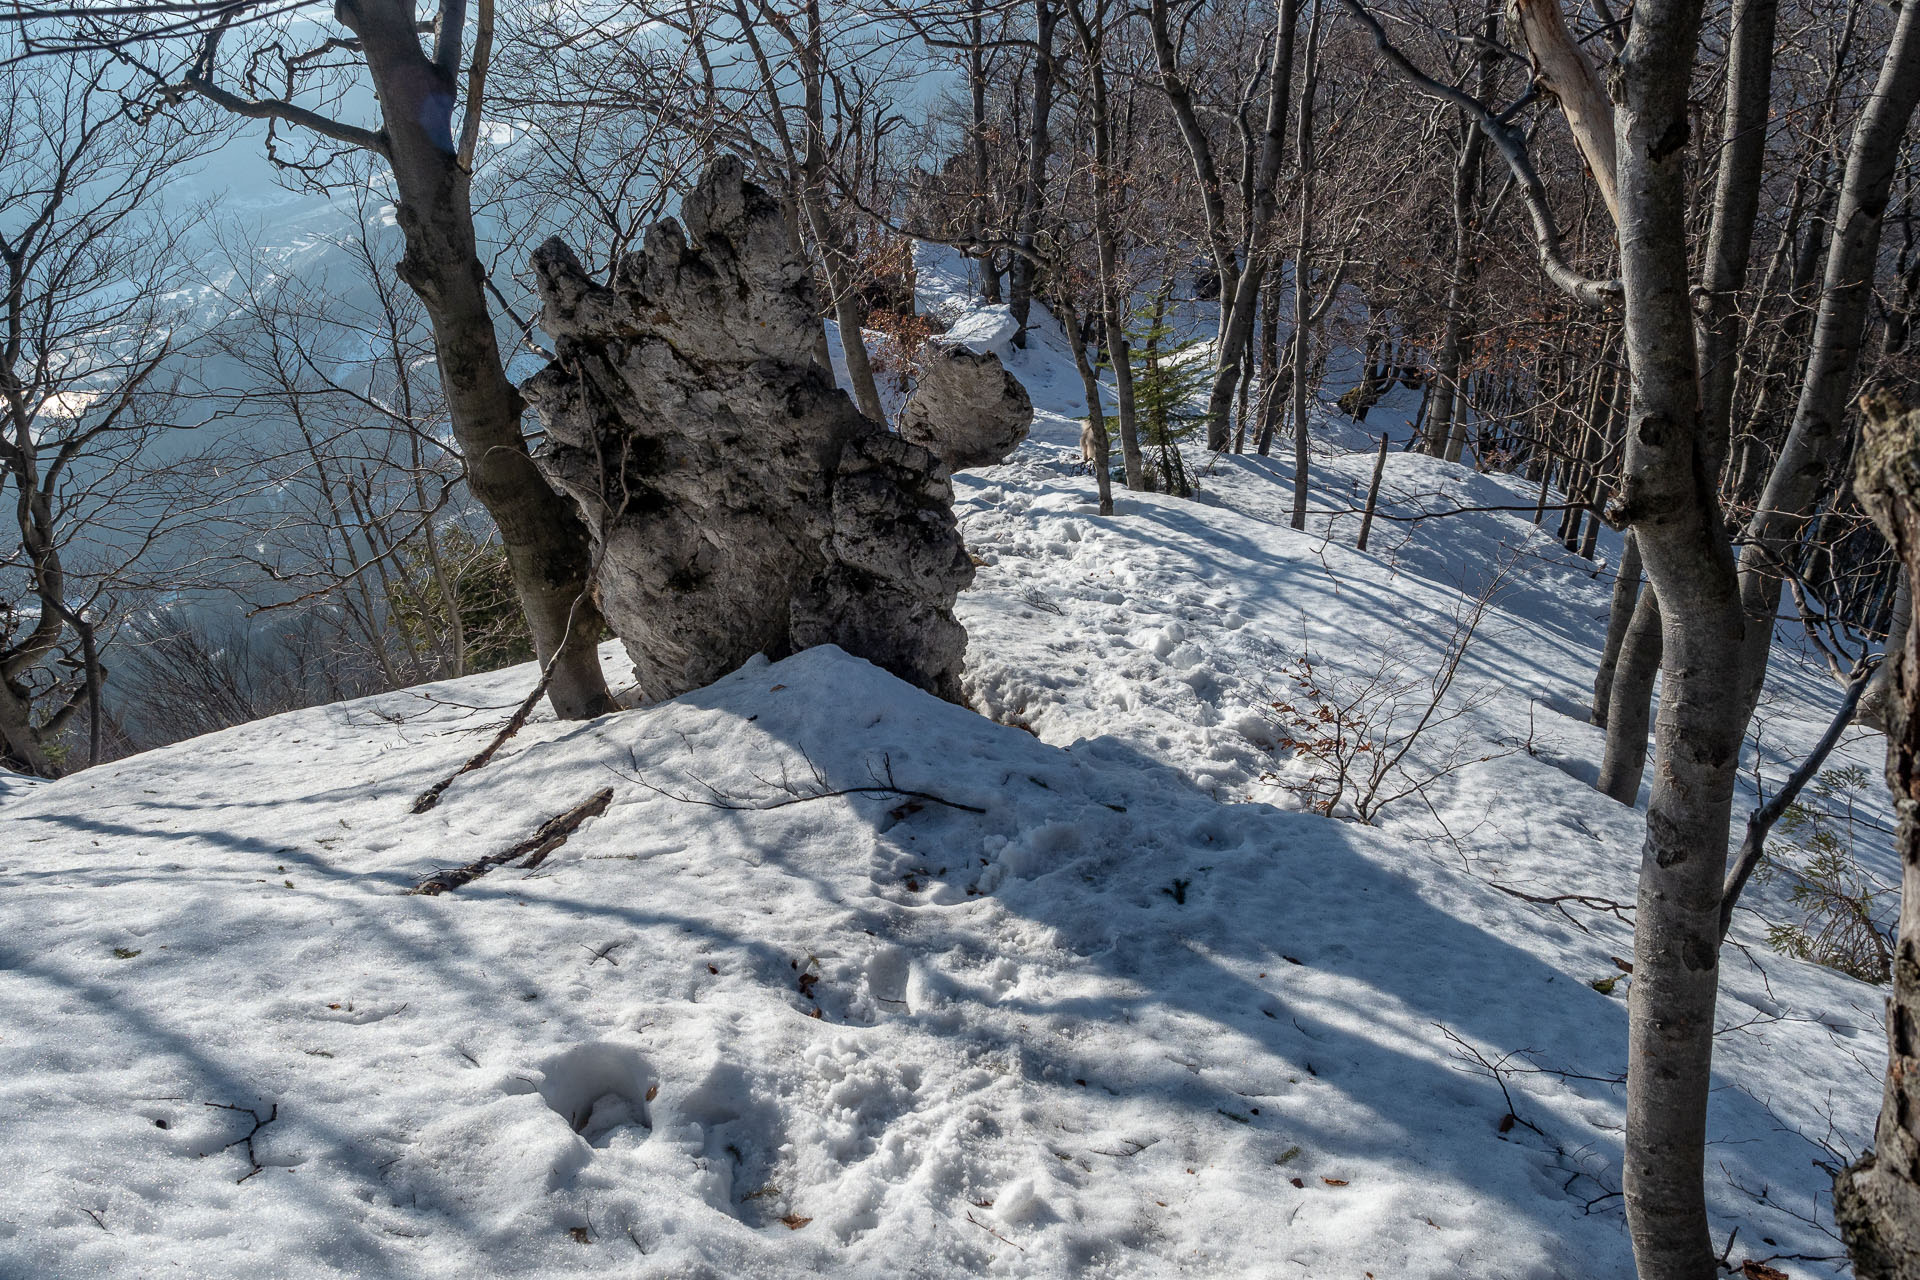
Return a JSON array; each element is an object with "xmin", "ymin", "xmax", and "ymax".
[{"xmin": 0, "ymin": 249, "xmax": 1891, "ymax": 1279}]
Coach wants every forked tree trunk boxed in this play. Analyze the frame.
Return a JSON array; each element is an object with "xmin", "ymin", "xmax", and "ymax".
[
  {"xmin": 1731, "ymin": 0, "xmax": 1920, "ymax": 722},
  {"xmin": 347, "ymin": 0, "xmax": 612, "ymax": 719},
  {"xmin": 1595, "ymin": 0, "xmax": 1781, "ymax": 805},
  {"xmin": 1836, "ymin": 391, "xmax": 1920, "ymax": 1279},
  {"xmin": 1203, "ymin": 0, "xmax": 1299, "ymax": 450}
]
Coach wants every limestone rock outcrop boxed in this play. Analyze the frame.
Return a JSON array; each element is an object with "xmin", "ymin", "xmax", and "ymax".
[
  {"xmin": 521, "ymin": 158, "xmax": 972, "ymax": 702},
  {"xmin": 897, "ymin": 343, "xmax": 1032, "ymax": 471}
]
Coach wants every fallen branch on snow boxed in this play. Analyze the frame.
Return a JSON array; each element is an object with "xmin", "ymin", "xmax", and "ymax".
[
  {"xmin": 1485, "ymin": 881, "xmax": 1633, "ymax": 932},
  {"xmin": 408, "ymin": 668, "xmax": 553, "ymax": 814},
  {"xmin": 205, "ymin": 1101, "xmax": 278, "ymax": 1184},
  {"xmin": 409, "ymin": 788, "xmax": 614, "ymax": 895}
]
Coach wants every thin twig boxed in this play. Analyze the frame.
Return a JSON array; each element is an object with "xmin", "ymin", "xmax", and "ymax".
[
  {"xmin": 205, "ymin": 1101, "xmax": 277, "ymax": 1183},
  {"xmin": 1486, "ymin": 881, "xmax": 1634, "ymax": 931},
  {"xmin": 613, "ymin": 750, "xmax": 986, "ymax": 815},
  {"xmin": 964, "ymin": 1210, "xmax": 1026, "ymax": 1252}
]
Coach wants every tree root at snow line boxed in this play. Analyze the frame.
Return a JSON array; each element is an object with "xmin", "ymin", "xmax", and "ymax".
[{"xmin": 409, "ymin": 787, "xmax": 614, "ymax": 895}]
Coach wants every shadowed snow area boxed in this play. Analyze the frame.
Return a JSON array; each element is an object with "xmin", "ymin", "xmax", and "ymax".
[{"xmin": 0, "ymin": 248, "xmax": 1890, "ymax": 1278}]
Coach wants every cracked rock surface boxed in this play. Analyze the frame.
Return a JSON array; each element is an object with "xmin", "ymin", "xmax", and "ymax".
[
  {"xmin": 522, "ymin": 158, "xmax": 972, "ymax": 702},
  {"xmin": 897, "ymin": 342, "xmax": 1032, "ymax": 471}
]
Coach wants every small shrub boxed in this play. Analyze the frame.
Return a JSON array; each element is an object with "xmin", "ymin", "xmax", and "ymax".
[
  {"xmin": 1256, "ymin": 572, "xmax": 1507, "ymax": 825},
  {"xmin": 387, "ymin": 525, "xmax": 535, "ymax": 675},
  {"xmin": 1760, "ymin": 764, "xmax": 1895, "ymax": 983}
]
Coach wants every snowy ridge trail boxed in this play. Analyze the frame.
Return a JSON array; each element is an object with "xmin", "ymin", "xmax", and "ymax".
[{"xmin": 0, "ymin": 251, "xmax": 1892, "ymax": 1278}]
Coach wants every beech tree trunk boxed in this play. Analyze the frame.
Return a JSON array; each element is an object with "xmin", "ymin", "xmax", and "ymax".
[
  {"xmin": 1595, "ymin": 0, "xmax": 1780, "ymax": 804},
  {"xmin": 1732, "ymin": 0, "xmax": 1920, "ymax": 721},
  {"xmin": 1007, "ymin": 0, "xmax": 1056, "ymax": 345},
  {"xmin": 1062, "ymin": 303, "xmax": 1114, "ymax": 515},
  {"xmin": 1592, "ymin": 532, "xmax": 1643, "ymax": 726},
  {"xmin": 346, "ymin": 0, "xmax": 612, "ymax": 719},
  {"xmin": 1598, "ymin": 585, "xmax": 1662, "ymax": 803},
  {"xmin": 1613, "ymin": 3, "xmax": 1751, "ymax": 1275},
  {"xmin": 1067, "ymin": 0, "xmax": 1144, "ymax": 490}
]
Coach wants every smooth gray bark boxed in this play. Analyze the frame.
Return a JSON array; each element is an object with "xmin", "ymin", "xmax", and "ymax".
[
  {"xmin": 1592, "ymin": 532, "xmax": 1643, "ymax": 727},
  {"xmin": 341, "ymin": 0, "xmax": 613, "ymax": 719},
  {"xmin": 1732, "ymin": 0, "xmax": 1920, "ymax": 723},
  {"xmin": 1613, "ymin": 3, "xmax": 1749, "ymax": 1274}
]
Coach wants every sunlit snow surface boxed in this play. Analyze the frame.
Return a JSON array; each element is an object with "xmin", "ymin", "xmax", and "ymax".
[{"xmin": 0, "ymin": 248, "xmax": 1888, "ymax": 1279}]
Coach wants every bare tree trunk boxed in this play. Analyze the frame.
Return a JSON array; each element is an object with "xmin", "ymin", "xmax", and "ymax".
[
  {"xmin": 1592, "ymin": 531, "xmax": 1643, "ymax": 726},
  {"xmin": 1287, "ymin": 1, "xmax": 1325, "ymax": 530},
  {"xmin": 1437, "ymin": 9, "xmax": 1495, "ymax": 463},
  {"xmin": 346, "ymin": 0, "xmax": 612, "ymax": 718},
  {"xmin": 1598, "ymin": 584, "xmax": 1662, "ymax": 803},
  {"xmin": 1256, "ymin": 278, "xmax": 1286, "ymax": 455},
  {"xmin": 1067, "ymin": 0, "xmax": 1144, "ymax": 490},
  {"xmin": 1732, "ymin": 0, "xmax": 1920, "ymax": 719},
  {"xmin": 1063, "ymin": 303, "xmax": 1115, "ymax": 516},
  {"xmin": 1007, "ymin": 0, "xmax": 1056, "ymax": 345},
  {"xmin": 1696, "ymin": 0, "xmax": 1778, "ymax": 469},
  {"xmin": 1203, "ymin": 0, "xmax": 1299, "ymax": 449},
  {"xmin": 1614, "ymin": 3, "xmax": 1748, "ymax": 1274},
  {"xmin": 1836, "ymin": 392, "xmax": 1920, "ymax": 1279},
  {"xmin": 793, "ymin": 0, "xmax": 886, "ymax": 425},
  {"xmin": 1147, "ymin": 0, "xmax": 1237, "ymax": 349},
  {"xmin": 967, "ymin": 0, "xmax": 1000, "ymax": 304},
  {"xmin": 1597, "ymin": 0, "xmax": 1780, "ymax": 799},
  {"xmin": 1427, "ymin": 172, "xmax": 1483, "ymax": 455}
]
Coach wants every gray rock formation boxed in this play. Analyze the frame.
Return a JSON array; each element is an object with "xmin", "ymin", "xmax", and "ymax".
[
  {"xmin": 897, "ymin": 343, "xmax": 1032, "ymax": 470},
  {"xmin": 521, "ymin": 158, "xmax": 972, "ymax": 703}
]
